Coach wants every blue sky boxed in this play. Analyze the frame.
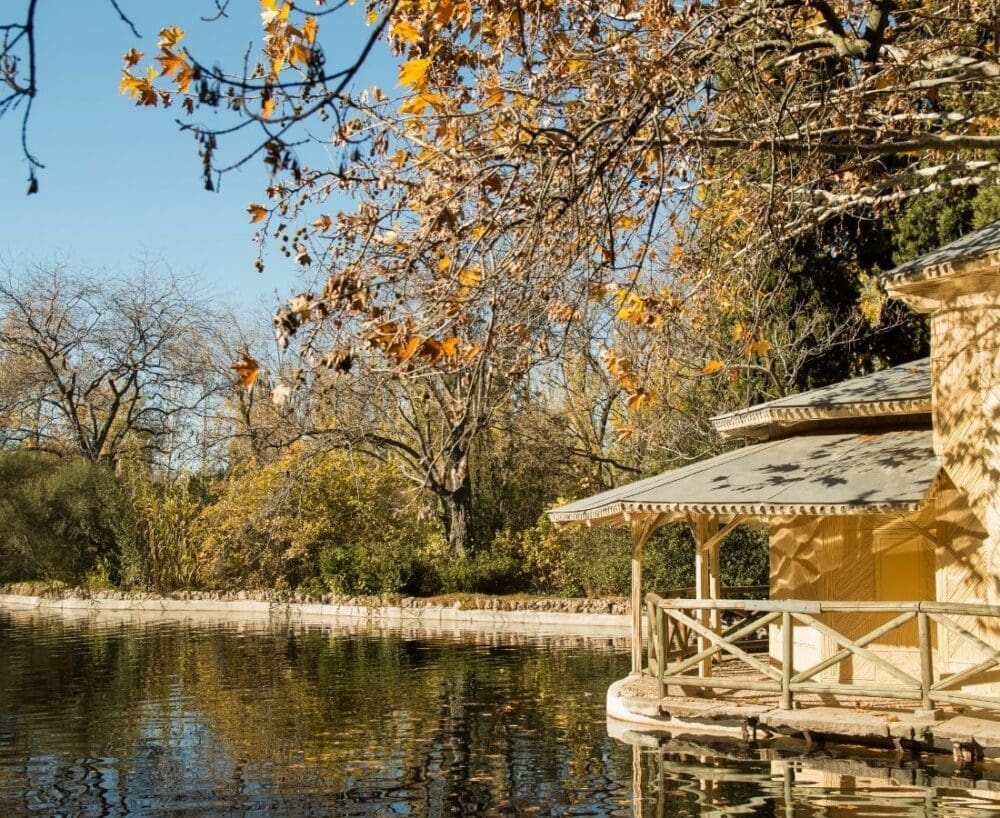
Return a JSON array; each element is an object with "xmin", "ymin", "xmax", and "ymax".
[{"xmin": 0, "ymin": 1, "xmax": 397, "ymax": 311}]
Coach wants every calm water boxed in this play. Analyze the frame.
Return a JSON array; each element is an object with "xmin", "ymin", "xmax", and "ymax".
[{"xmin": 1, "ymin": 610, "xmax": 1000, "ymax": 817}]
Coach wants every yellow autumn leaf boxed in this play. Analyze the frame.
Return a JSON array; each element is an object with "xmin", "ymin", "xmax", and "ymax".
[
  {"xmin": 157, "ymin": 49, "xmax": 188, "ymax": 79},
  {"xmin": 247, "ymin": 204, "xmax": 268, "ymax": 223},
  {"xmin": 158, "ymin": 27, "xmax": 185, "ymax": 49},
  {"xmin": 702, "ymin": 359, "xmax": 724, "ymax": 375},
  {"xmin": 459, "ymin": 266, "xmax": 481, "ymax": 287},
  {"xmin": 289, "ymin": 42, "xmax": 312, "ymax": 68},
  {"xmin": 616, "ymin": 424, "xmax": 636, "ymax": 443},
  {"xmin": 391, "ymin": 20, "xmax": 421, "ymax": 43},
  {"xmin": 260, "ymin": 0, "xmax": 276, "ymax": 9},
  {"xmin": 396, "ymin": 335, "xmax": 422, "ymax": 362},
  {"xmin": 302, "ymin": 16, "xmax": 319, "ymax": 43},
  {"xmin": 119, "ymin": 72, "xmax": 145, "ymax": 98},
  {"xmin": 123, "ymin": 48, "xmax": 143, "ymax": 68},
  {"xmin": 119, "ymin": 72, "xmax": 158, "ymax": 106},
  {"xmin": 439, "ymin": 337, "xmax": 460, "ymax": 357},
  {"xmin": 627, "ymin": 389, "xmax": 657, "ymax": 411},
  {"xmin": 261, "ymin": 95, "xmax": 276, "ymax": 118},
  {"xmin": 398, "ymin": 95, "xmax": 431, "ymax": 116},
  {"xmin": 749, "ymin": 339, "xmax": 772, "ymax": 355},
  {"xmin": 175, "ymin": 65, "xmax": 193, "ymax": 94},
  {"xmin": 438, "ymin": 256, "xmax": 451, "ymax": 272},
  {"xmin": 398, "ymin": 58, "xmax": 430, "ymax": 89}
]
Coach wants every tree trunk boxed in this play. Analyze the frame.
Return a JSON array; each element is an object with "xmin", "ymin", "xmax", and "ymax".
[{"xmin": 439, "ymin": 477, "xmax": 473, "ymax": 557}]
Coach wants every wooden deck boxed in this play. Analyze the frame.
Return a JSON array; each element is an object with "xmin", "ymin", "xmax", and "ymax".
[
  {"xmin": 617, "ymin": 595, "xmax": 1000, "ymax": 758},
  {"xmin": 614, "ymin": 669, "xmax": 1000, "ymax": 758}
]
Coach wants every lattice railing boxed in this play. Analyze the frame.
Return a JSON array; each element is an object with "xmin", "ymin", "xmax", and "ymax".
[{"xmin": 645, "ymin": 595, "xmax": 1000, "ymax": 712}]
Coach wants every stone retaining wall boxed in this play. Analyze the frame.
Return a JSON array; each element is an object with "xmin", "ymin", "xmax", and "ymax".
[{"xmin": 0, "ymin": 587, "xmax": 633, "ymax": 631}]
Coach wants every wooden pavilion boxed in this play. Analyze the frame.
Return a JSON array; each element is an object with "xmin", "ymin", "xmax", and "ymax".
[{"xmin": 548, "ymin": 224, "xmax": 1000, "ymax": 750}]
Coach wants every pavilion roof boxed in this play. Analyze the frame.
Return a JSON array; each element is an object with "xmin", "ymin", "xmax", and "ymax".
[
  {"xmin": 547, "ymin": 428, "xmax": 938, "ymax": 525},
  {"xmin": 886, "ymin": 220, "xmax": 1000, "ymax": 287},
  {"xmin": 710, "ymin": 358, "xmax": 930, "ymax": 440}
]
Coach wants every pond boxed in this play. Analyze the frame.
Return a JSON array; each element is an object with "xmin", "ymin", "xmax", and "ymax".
[{"xmin": 1, "ymin": 609, "xmax": 999, "ymax": 816}]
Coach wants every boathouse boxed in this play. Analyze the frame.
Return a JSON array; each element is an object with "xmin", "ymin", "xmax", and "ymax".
[{"xmin": 549, "ymin": 223, "xmax": 1000, "ymax": 748}]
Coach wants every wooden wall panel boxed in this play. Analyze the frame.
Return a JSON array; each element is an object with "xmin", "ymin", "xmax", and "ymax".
[
  {"xmin": 769, "ymin": 510, "xmax": 936, "ymax": 687},
  {"xmin": 935, "ymin": 474, "xmax": 998, "ymax": 696},
  {"xmin": 929, "ymin": 296, "xmax": 1000, "ymax": 605}
]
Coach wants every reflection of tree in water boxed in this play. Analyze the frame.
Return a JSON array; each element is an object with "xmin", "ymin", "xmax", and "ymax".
[
  {"xmin": 0, "ymin": 614, "xmax": 634, "ymax": 815},
  {"xmin": 6, "ymin": 613, "xmax": 1000, "ymax": 815}
]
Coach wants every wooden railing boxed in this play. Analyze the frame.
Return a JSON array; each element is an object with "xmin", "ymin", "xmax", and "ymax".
[
  {"xmin": 658, "ymin": 585, "xmax": 770, "ymax": 600},
  {"xmin": 645, "ymin": 594, "xmax": 1000, "ymax": 712},
  {"xmin": 646, "ymin": 586, "xmax": 771, "ymax": 673}
]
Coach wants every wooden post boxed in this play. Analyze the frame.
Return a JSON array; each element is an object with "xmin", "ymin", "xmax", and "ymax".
[
  {"xmin": 781, "ymin": 610, "xmax": 793, "ymax": 710},
  {"xmin": 693, "ymin": 515, "xmax": 714, "ymax": 677},
  {"xmin": 708, "ymin": 514, "xmax": 722, "ymax": 631},
  {"xmin": 656, "ymin": 605, "xmax": 666, "ymax": 698},
  {"xmin": 687, "ymin": 514, "xmax": 743, "ymax": 679},
  {"xmin": 918, "ymin": 610, "xmax": 933, "ymax": 710},
  {"xmin": 631, "ymin": 518, "xmax": 656, "ymax": 676}
]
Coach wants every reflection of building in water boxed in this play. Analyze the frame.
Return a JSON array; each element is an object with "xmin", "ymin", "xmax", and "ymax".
[
  {"xmin": 553, "ymin": 223, "xmax": 1000, "ymax": 751},
  {"xmin": 623, "ymin": 731, "xmax": 1000, "ymax": 818}
]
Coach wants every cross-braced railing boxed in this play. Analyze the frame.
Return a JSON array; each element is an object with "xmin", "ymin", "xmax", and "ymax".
[{"xmin": 645, "ymin": 594, "xmax": 1000, "ymax": 712}]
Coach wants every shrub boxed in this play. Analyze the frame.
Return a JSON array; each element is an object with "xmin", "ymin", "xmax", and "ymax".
[
  {"xmin": 114, "ymin": 459, "xmax": 216, "ymax": 590},
  {"xmin": 510, "ymin": 515, "xmax": 767, "ymax": 597},
  {"xmin": 427, "ymin": 530, "xmax": 529, "ymax": 594},
  {"xmin": 0, "ymin": 451, "xmax": 127, "ymax": 584},
  {"xmin": 196, "ymin": 448, "xmax": 441, "ymax": 594}
]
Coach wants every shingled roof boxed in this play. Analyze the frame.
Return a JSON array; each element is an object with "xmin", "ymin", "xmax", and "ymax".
[
  {"xmin": 711, "ymin": 358, "xmax": 931, "ymax": 440},
  {"xmin": 547, "ymin": 428, "xmax": 938, "ymax": 525},
  {"xmin": 886, "ymin": 220, "xmax": 1000, "ymax": 288}
]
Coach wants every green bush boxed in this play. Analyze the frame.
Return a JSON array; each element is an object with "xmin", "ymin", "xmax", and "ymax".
[
  {"xmin": 0, "ymin": 451, "xmax": 128, "ymax": 584},
  {"xmin": 428, "ymin": 530, "xmax": 529, "ymax": 594},
  {"xmin": 113, "ymin": 459, "xmax": 217, "ymax": 591},
  {"xmin": 196, "ymin": 448, "xmax": 442, "ymax": 595},
  {"xmin": 509, "ymin": 515, "xmax": 768, "ymax": 597}
]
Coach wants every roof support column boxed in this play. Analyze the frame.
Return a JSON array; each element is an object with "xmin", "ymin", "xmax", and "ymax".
[
  {"xmin": 690, "ymin": 514, "xmax": 745, "ymax": 678},
  {"xmin": 693, "ymin": 515, "xmax": 719, "ymax": 678},
  {"xmin": 630, "ymin": 515, "xmax": 658, "ymax": 676}
]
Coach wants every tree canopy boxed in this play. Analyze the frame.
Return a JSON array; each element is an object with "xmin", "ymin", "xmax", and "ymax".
[{"xmin": 7, "ymin": 0, "xmax": 991, "ymax": 555}]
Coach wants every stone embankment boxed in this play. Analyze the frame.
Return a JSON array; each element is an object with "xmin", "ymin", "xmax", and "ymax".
[{"xmin": 0, "ymin": 584, "xmax": 632, "ymax": 631}]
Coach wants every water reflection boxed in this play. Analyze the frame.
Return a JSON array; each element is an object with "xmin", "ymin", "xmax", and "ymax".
[
  {"xmin": 1, "ymin": 609, "xmax": 999, "ymax": 816},
  {"xmin": 624, "ymin": 733, "xmax": 1000, "ymax": 818}
]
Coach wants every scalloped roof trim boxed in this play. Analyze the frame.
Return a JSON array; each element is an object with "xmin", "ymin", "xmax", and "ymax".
[
  {"xmin": 549, "ymin": 497, "xmax": 927, "ymax": 525},
  {"xmin": 711, "ymin": 398, "xmax": 931, "ymax": 436}
]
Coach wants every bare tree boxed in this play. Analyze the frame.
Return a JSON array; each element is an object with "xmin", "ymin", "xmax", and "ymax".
[{"xmin": 0, "ymin": 260, "xmax": 224, "ymax": 465}]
